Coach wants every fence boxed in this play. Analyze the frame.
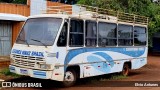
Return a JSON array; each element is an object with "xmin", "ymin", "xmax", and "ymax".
[{"xmin": 0, "ymin": 3, "xmax": 30, "ymax": 16}]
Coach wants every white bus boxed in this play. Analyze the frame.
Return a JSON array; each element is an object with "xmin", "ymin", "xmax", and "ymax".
[{"xmin": 9, "ymin": 5, "xmax": 148, "ymax": 87}]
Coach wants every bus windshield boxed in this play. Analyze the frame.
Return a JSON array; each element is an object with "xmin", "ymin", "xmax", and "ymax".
[{"xmin": 16, "ymin": 17, "xmax": 62, "ymax": 46}]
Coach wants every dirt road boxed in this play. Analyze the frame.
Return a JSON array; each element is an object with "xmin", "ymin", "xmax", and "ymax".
[{"xmin": 1, "ymin": 55, "xmax": 160, "ymax": 90}]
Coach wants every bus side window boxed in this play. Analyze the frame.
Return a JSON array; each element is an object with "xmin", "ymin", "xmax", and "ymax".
[
  {"xmin": 69, "ymin": 19, "xmax": 84, "ymax": 46},
  {"xmin": 134, "ymin": 26, "xmax": 146, "ymax": 46},
  {"xmin": 85, "ymin": 20, "xmax": 97, "ymax": 47},
  {"xmin": 98, "ymin": 22, "xmax": 117, "ymax": 46},
  {"xmin": 57, "ymin": 22, "xmax": 68, "ymax": 46},
  {"xmin": 118, "ymin": 24, "xmax": 133, "ymax": 46}
]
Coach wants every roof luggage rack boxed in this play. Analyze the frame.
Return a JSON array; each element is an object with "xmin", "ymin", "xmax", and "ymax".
[
  {"xmin": 77, "ymin": 4, "xmax": 148, "ymax": 25},
  {"xmin": 44, "ymin": 4, "xmax": 148, "ymax": 25}
]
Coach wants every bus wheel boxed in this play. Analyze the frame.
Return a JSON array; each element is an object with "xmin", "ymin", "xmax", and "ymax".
[
  {"xmin": 62, "ymin": 69, "xmax": 76, "ymax": 87},
  {"xmin": 121, "ymin": 63, "xmax": 129, "ymax": 76}
]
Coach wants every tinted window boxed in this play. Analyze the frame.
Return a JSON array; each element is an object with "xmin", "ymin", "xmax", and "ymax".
[
  {"xmin": 118, "ymin": 24, "xmax": 133, "ymax": 46},
  {"xmin": 57, "ymin": 22, "xmax": 68, "ymax": 46},
  {"xmin": 134, "ymin": 26, "xmax": 146, "ymax": 46},
  {"xmin": 98, "ymin": 22, "xmax": 117, "ymax": 46},
  {"xmin": 85, "ymin": 21, "xmax": 97, "ymax": 47},
  {"xmin": 69, "ymin": 19, "xmax": 84, "ymax": 46}
]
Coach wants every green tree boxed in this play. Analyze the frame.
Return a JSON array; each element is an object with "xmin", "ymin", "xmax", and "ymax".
[
  {"xmin": 12, "ymin": 0, "xmax": 27, "ymax": 4},
  {"xmin": 78, "ymin": 0, "xmax": 160, "ymax": 47},
  {"xmin": 0, "ymin": 0, "xmax": 27, "ymax": 4},
  {"xmin": 0, "ymin": 0, "xmax": 13, "ymax": 3}
]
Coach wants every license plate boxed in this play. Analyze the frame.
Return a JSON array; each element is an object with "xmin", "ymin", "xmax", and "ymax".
[{"xmin": 20, "ymin": 69, "xmax": 28, "ymax": 75}]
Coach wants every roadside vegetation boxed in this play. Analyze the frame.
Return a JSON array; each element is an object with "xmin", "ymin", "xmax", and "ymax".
[
  {"xmin": 84, "ymin": 74, "xmax": 128, "ymax": 83},
  {"xmin": 75, "ymin": 74, "xmax": 128, "ymax": 86},
  {"xmin": 0, "ymin": 68, "xmax": 22, "ymax": 78},
  {"xmin": 101, "ymin": 74, "xmax": 128, "ymax": 81}
]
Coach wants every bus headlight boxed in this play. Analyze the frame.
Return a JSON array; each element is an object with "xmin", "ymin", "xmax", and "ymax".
[{"xmin": 39, "ymin": 64, "xmax": 51, "ymax": 69}]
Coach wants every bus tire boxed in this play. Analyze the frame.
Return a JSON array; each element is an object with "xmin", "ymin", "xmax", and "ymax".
[
  {"xmin": 121, "ymin": 63, "xmax": 129, "ymax": 76},
  {"xmin": 62, "ymin": 69, "xmax": 76, "ymax": 87}
]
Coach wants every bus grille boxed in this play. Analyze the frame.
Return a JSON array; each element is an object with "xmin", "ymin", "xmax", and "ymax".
[
  {"xmin": 14, "ymin": 60, "xmax": 35, "ymax": 67},
  {"xmin": 12, "ymin": 54, "xmax": 44, "ymax": 68}
]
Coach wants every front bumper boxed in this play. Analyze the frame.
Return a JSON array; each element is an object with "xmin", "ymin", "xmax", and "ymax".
[{"xmin": 9, "ymin": 65, "xmax": 53, "ymax": 79}]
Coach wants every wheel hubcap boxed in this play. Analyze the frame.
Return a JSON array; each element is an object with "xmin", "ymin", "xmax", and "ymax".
[{"xmin": 65, "ymin": 71, "xmax": 74, "ymax": 82}]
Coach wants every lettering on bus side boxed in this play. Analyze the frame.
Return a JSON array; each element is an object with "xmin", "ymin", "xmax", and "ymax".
[
  {"xmin": 12, "ymin": 49, "xmax": 22, "ymax": 54},
  {"xmin": 12, "ymin": 49, "xmax": 44, "ymax": 57},
  {"xmin": 22, "ymin": 51, "xmax": 31, "ymax": 56},
  {"xmin": 125, "ymin": 48, "xmax": 145, "ymax": 51},
  {"xmin": 31, "ymin": 52, "xmax": 44, "ymax": 57}
]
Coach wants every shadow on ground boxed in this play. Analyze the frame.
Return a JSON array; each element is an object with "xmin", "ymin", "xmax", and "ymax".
[{"xmin": 4, "ymin": 71, "xmax": 143, "ymax": 89}]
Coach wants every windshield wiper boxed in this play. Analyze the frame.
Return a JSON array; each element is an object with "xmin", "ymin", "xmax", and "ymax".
[
  {"xmin": 31, "ymin": 39, "xmax": 47, "ymax": 48},
  {"xmin": 17, "ymin": 38, "xmax": 29, "ymax": 47}
]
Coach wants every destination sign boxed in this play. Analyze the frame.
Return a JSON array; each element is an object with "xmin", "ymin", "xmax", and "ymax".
[{"xmin": 12, "ymin": 49, "xmax": 44, "ymax": 57}]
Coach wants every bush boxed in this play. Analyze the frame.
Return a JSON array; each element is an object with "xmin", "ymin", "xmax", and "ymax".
[
  {"xmin": 0, "ymin": 0, "xmax": 27, "ymax": 4},
  {"xmin": 0, "ymin": 68, "xmax": 22, "ymax": 78}
]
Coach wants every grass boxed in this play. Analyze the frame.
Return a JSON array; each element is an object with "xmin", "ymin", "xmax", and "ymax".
[
  {"xmin": 88, "ymin": 74, "xmax": 128, "ymax": 83},
  {"xmin": 76, "ymin": 74, "xmax": 129, "ymax": 86},
  {"xmin": 0, "ymin": 68, "xmax": 22, "ymax": 78},
  {"xmin": 100, "ymin": 74, "xmax": 128, "ymax": 81}
]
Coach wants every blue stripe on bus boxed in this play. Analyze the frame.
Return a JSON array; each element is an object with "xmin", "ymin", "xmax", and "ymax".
[
  {"xmin": 93, "ymin": 52, "xmax": 114, "ymax": 67},
  {"xmin": 64, "ymin": 47, "xmax": 145, "ymax": 65}
]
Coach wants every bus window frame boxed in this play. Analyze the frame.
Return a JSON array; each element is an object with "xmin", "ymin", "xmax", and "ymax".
[
  {"xmin": 85, "ymin": 20, "xmax": 98, "ymax": 47},
  {"xmin": 133, "ymin": 26, "xmax": 147, "ymax": 46},
  {"xmin": 57, "ymin": 19, "xmax": 69, "ymax": 47},
  {"xmin": 118, "ymin": 24, "xmax": 134, "ymax": 46},
  {"xmin": 67, "ymin": 18, "xmax": 147, "ymax": 48},
  {"xmin": 98, "ymin": 21, "xmax": 117, "ymax": 47},
  {"xmin": 68, "ymin": 18, "xmax": 85, "ymax": 47}
]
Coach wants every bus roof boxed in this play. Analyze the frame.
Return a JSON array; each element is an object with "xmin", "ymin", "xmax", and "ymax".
[
  {"xmin": 28, "ymin": 13, "xmax": 147, "ymax": 27},
  {"xmin": 28, "ymin": 14, "xmax": 69, "ymax": 19}
]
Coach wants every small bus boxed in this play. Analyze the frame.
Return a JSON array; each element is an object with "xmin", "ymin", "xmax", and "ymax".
[{"xmin": 9, "ymin": 5, "xmax": 148, "ymax": 87}]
